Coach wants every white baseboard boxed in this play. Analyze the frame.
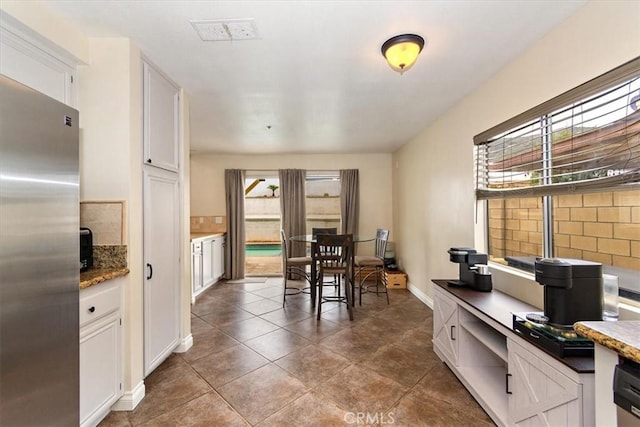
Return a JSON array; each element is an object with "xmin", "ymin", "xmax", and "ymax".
[
  {"xmin": 408, "ymin": 283, "xmax": 433, "ymax": 310},
  {"xmin": 173, "ymin": 334, "xmax": 193, "ymax": 353},
  {"xmin": 111, "ymin": 380, "xmax": 145, "ymax": 411}
]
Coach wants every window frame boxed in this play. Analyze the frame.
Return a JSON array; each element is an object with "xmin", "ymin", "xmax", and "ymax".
[{"xmin": 475, "ymin": 57, "xmax": 640, "ymax": 302}]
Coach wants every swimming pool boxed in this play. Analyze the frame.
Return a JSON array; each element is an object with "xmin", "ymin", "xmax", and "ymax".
[{"xmin": 246, "ymin": 244, "xmax": 281, "ymax": 257}]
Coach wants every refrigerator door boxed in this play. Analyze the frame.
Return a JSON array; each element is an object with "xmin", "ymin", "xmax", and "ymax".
[{"xmin": 0, "ymin": 75, "xmax": 79, "ymax": 425}]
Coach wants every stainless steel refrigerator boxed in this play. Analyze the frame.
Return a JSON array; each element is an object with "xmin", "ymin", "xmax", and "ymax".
[{"xmin": 0, "ymin": 74, "xmax": 79, "ymax": 425}]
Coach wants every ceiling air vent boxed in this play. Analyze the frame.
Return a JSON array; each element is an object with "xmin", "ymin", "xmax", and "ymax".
[{"xmin": 190, "ymin": 19, "xmax": 259, "ymax": 41}]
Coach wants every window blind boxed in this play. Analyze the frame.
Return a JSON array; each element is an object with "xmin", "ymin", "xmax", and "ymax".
[{"xmin": 475, "ymin": 57, "xmax": 640, "ymax": 200}]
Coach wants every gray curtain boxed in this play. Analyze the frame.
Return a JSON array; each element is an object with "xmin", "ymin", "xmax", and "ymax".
[
  {"xmin": 279, "ymin": 169, "xmax": 307, "ymax": 257},
  {"xmin": 340, "ymin": 169, "xmax": 359, "ymax": 236},
  {"xmin": 225, "ymin": 169, "xmax": 245, "ymax": 279}
]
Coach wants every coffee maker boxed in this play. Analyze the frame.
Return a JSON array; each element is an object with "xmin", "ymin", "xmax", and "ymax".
[
  {"xmin": 534, "ymin": 258, "xmax": 603, "ymax": 326},
  {"xmin": 447, "ymin": 247, "xmax": 492, "ymax": 291}
]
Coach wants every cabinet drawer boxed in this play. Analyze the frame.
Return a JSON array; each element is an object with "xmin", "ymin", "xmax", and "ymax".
[{"xmin": 80, "ymin": 284, "xmax": 120, "ymax": 327}]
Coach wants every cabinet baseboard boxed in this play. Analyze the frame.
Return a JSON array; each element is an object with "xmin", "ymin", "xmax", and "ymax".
[{"xmin": 111, "ymin": 381, "xmax": 145, "ymax": 411}]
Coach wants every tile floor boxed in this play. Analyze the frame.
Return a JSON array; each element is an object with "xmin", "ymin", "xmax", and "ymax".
[{"xmin": 100, "ymin": 277, "xmax": 494, "ymax": 426}]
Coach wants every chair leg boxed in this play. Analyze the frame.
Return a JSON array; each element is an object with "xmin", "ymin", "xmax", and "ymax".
[
  {"xmin": 345, "ymin": 274, "xmax": 354, "ymax": 321},
  {"xmin": 316, "ymin": 272, "xmax": 323, "ymax": 320},
  {"xmin": 282, "ymin": 267, "xmax": 288, "ymax": 307}
]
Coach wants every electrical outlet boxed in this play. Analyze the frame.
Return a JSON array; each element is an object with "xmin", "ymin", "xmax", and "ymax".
[
  {"xmin": 215, "ymin": 216, "xmax": 223, "ymax": 224},
  {"xmin": 199, "ymin": 217, "xmax": 204, "ymax": 224}
]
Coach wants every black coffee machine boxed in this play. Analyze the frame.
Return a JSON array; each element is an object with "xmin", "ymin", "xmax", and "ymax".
[
  {"xmin": 534, "ymin": 258, "xmax": 603, "ymax": 326},
  {"xmin": 447, "ymin": 247, "xmax": 492, "ymax": 292}
]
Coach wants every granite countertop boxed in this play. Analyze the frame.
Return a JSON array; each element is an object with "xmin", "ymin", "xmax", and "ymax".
[
  {"xmin": 574, "ymin": 321, "xmax": 640, "ymax": 363},
  {"xmin": 80, "ymin": 268, "xmax": 130, "ymax": 289}
]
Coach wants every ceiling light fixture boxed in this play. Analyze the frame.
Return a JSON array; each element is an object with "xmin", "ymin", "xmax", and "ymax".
[{"xmin": 381, "ymin": 34, "xmax": 425, "ymax": 74}]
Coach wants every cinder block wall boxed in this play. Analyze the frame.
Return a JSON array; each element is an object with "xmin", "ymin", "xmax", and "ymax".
[{"xmin": 488, "ymin": 189, "xmax": 640, "ymax": 271}]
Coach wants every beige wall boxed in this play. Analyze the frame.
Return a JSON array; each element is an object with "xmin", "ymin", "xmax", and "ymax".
[
  {"xmin": 393, "ymin": 0, "xmax": 640, "ymax": 306},
  {"xmin": 1, "ymin": 0, "xmax": 90, "ymax": 63},
  {"xmin": 77, "ymin": 37, "xmax": 145, "ymax": 400},
  {"xmin": 190, "ymin": 153, "xmax": 393, "ymax": 255}
]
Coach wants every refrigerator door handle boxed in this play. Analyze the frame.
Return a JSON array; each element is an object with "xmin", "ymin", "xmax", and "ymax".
[{"xmin": 146, "ymin": 263, "xmax": 153, "ymax": 280}]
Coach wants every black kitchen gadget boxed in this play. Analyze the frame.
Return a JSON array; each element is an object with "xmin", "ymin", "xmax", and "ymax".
[
  {"xmin": 80, "ymin": 227, "xmax": 93, "ymax": 272},
  {"xmin": 512, "ymin": 312, "xmax": 594, "ymax": 358},
  {"xmin": 447, "ymin": 247, "xmax": 492, "ymax": 291},
  {"xmin": 534, "ymin": 258, "xmax": 603, "ymax": 326}
]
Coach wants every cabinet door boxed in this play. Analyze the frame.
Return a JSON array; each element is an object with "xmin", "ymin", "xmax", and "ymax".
[
  {"xmin": 508, "ymin": 339, "xmax": 581, "ymax": 426},
  {"xmin": 212, "ymin": 237, "xmax": 224, "ymax": 281},
  {"xmin": 143, "ymin": 167, "xmax": 180, "ymax": 375},
  {"xmin": 143, "ymin": 61, "xmax": 179, "ymax": 171},
  {"xmin": 202, "ymin": 238, "xmax": 215, "ymax": 287},
  {"xmin": 80, "ymin": 312, "xmax": 121, "ymax": 427},
  {"xmin": 0, "ymin": 26, "xmax": 76, "ymax": 106},
  {"xmin": 433, "ymin": 287, "xmax": 459, "ymax": 364},
  {"xmin": 192, "ymin": 242, "xmax": 203, "ymax": 294}
]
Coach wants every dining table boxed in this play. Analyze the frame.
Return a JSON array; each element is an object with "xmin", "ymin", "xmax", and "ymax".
[{"xmin": 289, "ymin": 234, "xmax": 375, "ymax": 308}]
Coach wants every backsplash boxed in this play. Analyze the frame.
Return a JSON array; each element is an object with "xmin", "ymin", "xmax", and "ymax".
[
  {"xmin": 93, "ymin": 245, "xmax": 127, "ymax": 269},
  {"xmin": 80, "ymin": 201, "xmax": 126, "ymax": 245},
  {"xmin": 190, "ymin": 216, "xmax": 227, "ymax": 233},
  {"xmin": 81, "ymin": 201, "xmax": 128, "ymax": 270}
]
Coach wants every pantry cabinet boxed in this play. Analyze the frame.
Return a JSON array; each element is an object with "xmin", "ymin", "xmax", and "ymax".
[
  {"xmin": 79, "ymin": 278, "xmax": 123, "ymax": 427},
  {"xmin": 431, "ymin": 280, "xmax": 594, "ymax": 427},
  {"xmin": 142, "ymin": 61, "xmax": 180, "ymax": 172}
]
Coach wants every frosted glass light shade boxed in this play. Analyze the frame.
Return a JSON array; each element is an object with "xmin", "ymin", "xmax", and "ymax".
[{"xmin": 381, "ymin": 34, "xmax": 425, "ymax": 74}]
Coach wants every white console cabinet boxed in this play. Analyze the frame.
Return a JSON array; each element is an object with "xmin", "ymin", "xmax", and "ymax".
[
  {"xmin": 79, "ymin": 278, "xmax": 123, "ymax": 427},
  {"xmin": 432, "ymin": 281, "xmax": 594, "ymax": 427},
  {"xmin": 433, "ymin": 286, "xmax": 459, "ymax": 364}
]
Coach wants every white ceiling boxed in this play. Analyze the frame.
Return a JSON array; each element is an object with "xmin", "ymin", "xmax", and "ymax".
[{"xmin": 43, "ymin": 0, "xmax": 587, "ymax": 154}]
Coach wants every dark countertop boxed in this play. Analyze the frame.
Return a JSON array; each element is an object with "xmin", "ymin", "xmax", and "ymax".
[
  {"xmin": 574, "ymin": 321, "xmax": 640, "ymax": 364},
  {"xmin": 433, "ymin": 279, "xmax": 595, "ymax": 373},
  {"xmin": 80, "ymin": 267, "xmax": 129, "ymax": 289}
]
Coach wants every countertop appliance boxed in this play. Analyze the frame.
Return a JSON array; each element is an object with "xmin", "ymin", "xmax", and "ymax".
[
  {"xmin": 512, "ymin": 312, "xmax": 594, "ymax": 357},
  {"xmin": 614, "ymin": 358, "xmax": 640, "ymax": 426},
  {"xmin": 534, "ymin": 258, "xmax": 603, "ymax": 326},
  {"xmin": 447, "ymin": 247, "xmax": 491, "ymax": 291},
  {"xmin": 0, "ymin": 74, "xmax": 79, "ymax": 425},
  {"xmin": 80, "ymin": 227, "xmax": 93, "ymax": 271}
]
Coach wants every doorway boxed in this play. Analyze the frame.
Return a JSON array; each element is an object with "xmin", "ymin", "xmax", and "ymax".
[{"xmin": 244, "ymin": 174, "xmax": 282, "ymax": 276}]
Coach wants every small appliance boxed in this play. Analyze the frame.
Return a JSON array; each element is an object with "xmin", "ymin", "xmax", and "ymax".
[
  {"xmin": 447, "ymin": 247, "xmax": 492, "ymax": 291},
  {"xmin": 534, "ymin": 257, "xmax": 603, "ymax": 326},
  {"xmin": 80, "ymin": 227, "xmax": 93, "ymax": 272}
]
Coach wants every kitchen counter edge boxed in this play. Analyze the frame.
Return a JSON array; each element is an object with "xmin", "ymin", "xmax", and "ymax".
[
  {"xmin": 80, "ymin": 267, "xmax": 130, "ymax": 290},
  {"xmin": 574, "ymin": 321, "xmax": 640, "ymax": 363},
  {"xmin": 190, "ymin": 232, "xmax": 225, "ymax": 241}
]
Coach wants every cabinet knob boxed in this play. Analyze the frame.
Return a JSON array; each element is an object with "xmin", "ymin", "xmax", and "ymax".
[
  {"xmin": 147, "ymin": 158, "xmax": 152, "ymax": 164},
  {"xmin": 88, "ymin": 306, "xmax": 96, "ymax": 313}
]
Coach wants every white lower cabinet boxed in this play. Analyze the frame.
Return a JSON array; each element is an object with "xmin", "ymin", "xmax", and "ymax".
[
  {"xmin": 432, "ymin": 284, "xmax": 594, "ymax": 427},
  {"xmin": 433, "ymin": 286, "xmax": 459, "ymax": 364},
  {"xmin": 508, "ymin": 339, "xmax": 582, "ymax": 426},
  {"xmin": 79, "ymin": 279, "xmax": 123, "ymax": 427},
  {"xmin": 191, "ymin": 234, "xmax": 225, "ymax": 302}
]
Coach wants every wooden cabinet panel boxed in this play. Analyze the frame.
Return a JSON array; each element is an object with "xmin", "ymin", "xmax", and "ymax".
[
  {"xmin": 79, "ymin": 279, "xmax": 122, "ymax": 427},
  {"xmin": 433, "ymin": 286, "xmax": 459, "ymax": 364},
  {"xmin": 143, "ymin": 61, "xmax": 179, "ymax": 171},
  {"xmin": 508, "ymin": 339, "xmax": 582, "ymax": 426}
]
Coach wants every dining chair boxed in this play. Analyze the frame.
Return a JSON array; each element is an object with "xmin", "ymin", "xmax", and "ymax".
[
  {"xmin": 280, "ymin": 229, "xmax": 313, "ymax": 307},
  {"xmin": 354, "ymin": 228, "xmax": 390, "ymax": 305},
  {"xmin": 314, "ymin": 234, "xmax": 354, "ymax": 321},
  {"xmin": 311, "ymin": 227, "xmax": 340, "ymax": 289}
]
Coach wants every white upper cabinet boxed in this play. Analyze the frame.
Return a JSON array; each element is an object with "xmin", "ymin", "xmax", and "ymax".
[
  {"xmin": 0, "ymin": 24, "xmax": 76, "ymax": 106},
  {"xmin": 143, "ymin": 61, "xmax": 180, "ymax": 172}
]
